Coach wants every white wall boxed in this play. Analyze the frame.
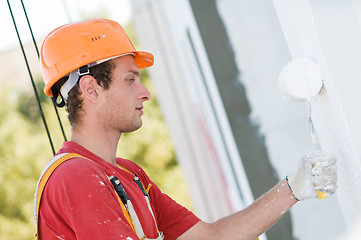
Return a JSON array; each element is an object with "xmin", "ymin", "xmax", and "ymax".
[
  {"xmin": 131, "ymin": 0, "xmax": 361, "ymax": 239},
  {"xmin": 310, "ymin": 0, "xmax": 361, "ymax": 235},
  {"xmin": 216, "ymin": 1, "xmax": 347, "ymax": 239},
  {"xmin": 217, "ymin": 0, "xmax": 361, "ymax": 239}
]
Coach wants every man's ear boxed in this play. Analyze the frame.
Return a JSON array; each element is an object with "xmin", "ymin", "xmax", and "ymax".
[{"xmin": 78, "ymin": 75, "xmax": 100, "ymax": 103}]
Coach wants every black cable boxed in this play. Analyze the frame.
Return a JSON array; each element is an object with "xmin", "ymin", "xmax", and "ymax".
[
  {"xmin": 20, "ymin": 0, "xmax": 68, "ymax": 142},
  {"xmin": 20, "ymin": 0, "xmax": 39, "ymax": 58},
  {"xmin": 7, "ymin": 0, "xmax": 56, "ymax": 155}
]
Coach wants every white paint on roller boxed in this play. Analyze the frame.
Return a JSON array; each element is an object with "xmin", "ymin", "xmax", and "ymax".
[
  {"xmin": 278, "ymin": 57, "xmax": 323, "ymax": 149},
  {"xmin": 278, "ymin": 58, "xmax": 323, "ymax": 102}
]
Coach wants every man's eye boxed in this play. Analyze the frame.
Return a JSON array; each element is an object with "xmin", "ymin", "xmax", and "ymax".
[{"xmin": 128, "ymin": 79, "xmax": 135, "ymax": 83}]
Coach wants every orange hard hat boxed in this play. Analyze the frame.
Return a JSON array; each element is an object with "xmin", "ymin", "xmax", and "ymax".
[{"xmin": 41, "ymin": 18, "xmax": 154, "ymax": 97}]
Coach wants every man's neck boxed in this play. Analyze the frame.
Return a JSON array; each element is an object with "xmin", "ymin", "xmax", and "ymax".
[{"xmin": 71, "ymin": 126, "xmax": 121, "ymax": 165}]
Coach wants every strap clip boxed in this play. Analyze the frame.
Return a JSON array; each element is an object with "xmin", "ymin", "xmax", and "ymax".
[
  {"xmin": 109, "ymin": 176, "xmax": 130, "ymax": 204},
  {"xmin": 78, "ymin": 65, "xmax": 89, "ymax": 76}
]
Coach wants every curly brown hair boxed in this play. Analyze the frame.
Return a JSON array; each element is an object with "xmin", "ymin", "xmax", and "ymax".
[{"xmin": 65, "ymin": 60, "xmax": 115, "ymax": 126}]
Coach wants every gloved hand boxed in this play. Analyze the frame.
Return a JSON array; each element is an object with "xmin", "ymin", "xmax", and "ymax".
[{"xmin": 286, "ymin": 150, "xmax": 337, "ymax": 201}]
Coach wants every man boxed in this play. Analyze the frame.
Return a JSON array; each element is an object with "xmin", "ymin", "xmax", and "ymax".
[{"xmin": 35, "ymin": 18, "xmax": 337, "ymax": 240}]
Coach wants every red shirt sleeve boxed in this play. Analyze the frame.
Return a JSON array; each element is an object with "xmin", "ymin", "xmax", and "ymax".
[
  {"xmin": 39, "ymin": 158, "xmax": 139, "ymax": 240},
  {"xmin": 150, "ymin": 183, "xmax": 201, "ymax": 239}
]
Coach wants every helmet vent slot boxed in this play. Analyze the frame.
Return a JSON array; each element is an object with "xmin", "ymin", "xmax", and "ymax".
[{"xmin": 91, "ymin": 36, "xmax": 101, "ymax": 42}]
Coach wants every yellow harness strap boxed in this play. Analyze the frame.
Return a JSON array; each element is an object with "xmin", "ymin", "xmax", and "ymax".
[
  {"xmin": 116, "ymin": 192, "xmax": 136, "ymax": 233},
  {"xmin": 35, "ymin": 153, "xmax": 137, "ymax": 239},
  {"xmin": 35, "ymin": 153, "xmax": 81, "ymax": 239},
  {"xmin": 35, "ymin": 153, "xmax": 83, "ymax": 237}
]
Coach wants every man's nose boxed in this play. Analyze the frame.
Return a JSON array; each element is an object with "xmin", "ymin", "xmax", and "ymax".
[{"xmin": 139, "ymin": 83, "xmax": 151, "ymax": 101}]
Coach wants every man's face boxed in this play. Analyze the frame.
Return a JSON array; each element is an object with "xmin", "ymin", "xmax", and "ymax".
[{"xmin": 97, "ymin": 55, "xmax": 151, "ymax": 133}]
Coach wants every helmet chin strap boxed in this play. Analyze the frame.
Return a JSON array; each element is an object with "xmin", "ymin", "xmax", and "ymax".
[
  {"xmin": 60, "ymin": 70, "xmax": 80, "ymax": 103},
  {"xmin": 53, "ymin": 65, "xmax": 90, "ymax": 108}
]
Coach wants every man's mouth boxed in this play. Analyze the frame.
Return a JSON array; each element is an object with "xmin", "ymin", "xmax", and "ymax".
[{"xmin": 136, "ymin": 106, "xmax": 144, "ymax": 113}]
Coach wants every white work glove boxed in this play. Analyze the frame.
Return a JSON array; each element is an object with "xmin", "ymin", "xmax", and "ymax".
[{"xmin": 286, "ymin": 150, "xmax": 337, "ymax": 201}]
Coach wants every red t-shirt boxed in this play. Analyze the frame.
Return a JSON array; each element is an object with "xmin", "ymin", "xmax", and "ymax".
[{"xmin": 39, "ymin": 141, "xmax": 200, "ymax": 240}]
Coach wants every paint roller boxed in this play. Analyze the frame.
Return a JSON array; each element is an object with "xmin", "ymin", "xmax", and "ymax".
[{"xmin": 278, "ymin": 57, "xmax": 329, "ymax": 199}]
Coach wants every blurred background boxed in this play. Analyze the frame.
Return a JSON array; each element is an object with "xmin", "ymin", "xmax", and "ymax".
[{"xmin": 1, "ymin": 0, "xmax": 361, "ymax": 239}]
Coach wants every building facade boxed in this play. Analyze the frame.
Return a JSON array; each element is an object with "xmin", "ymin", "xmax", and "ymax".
[{"xmin": 131, "ymin": 0, "xmax": 361, "ymax": 239}]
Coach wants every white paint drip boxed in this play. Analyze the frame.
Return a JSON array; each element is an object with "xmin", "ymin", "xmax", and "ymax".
[{"xmin": 99, "ymin": 181, "xmax": 105, "ymax": 186}]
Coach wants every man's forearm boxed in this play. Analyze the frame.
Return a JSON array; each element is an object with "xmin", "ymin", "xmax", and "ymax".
[
  {"xmin": 211, "ymin": 179, "xmax": 297, "ymax": 239},
  {"xmin": 180, "ymin": 179, "xmax": 297, "ymax": 240}
]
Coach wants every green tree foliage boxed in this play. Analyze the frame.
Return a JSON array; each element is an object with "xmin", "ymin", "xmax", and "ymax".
[
  {"xmin": 0, "ymin": 70, "xmax": 193, "ymax": 239},
  {"xmin": 0, "ymin": 86, "xmax": 53, "ymax": 239}
]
